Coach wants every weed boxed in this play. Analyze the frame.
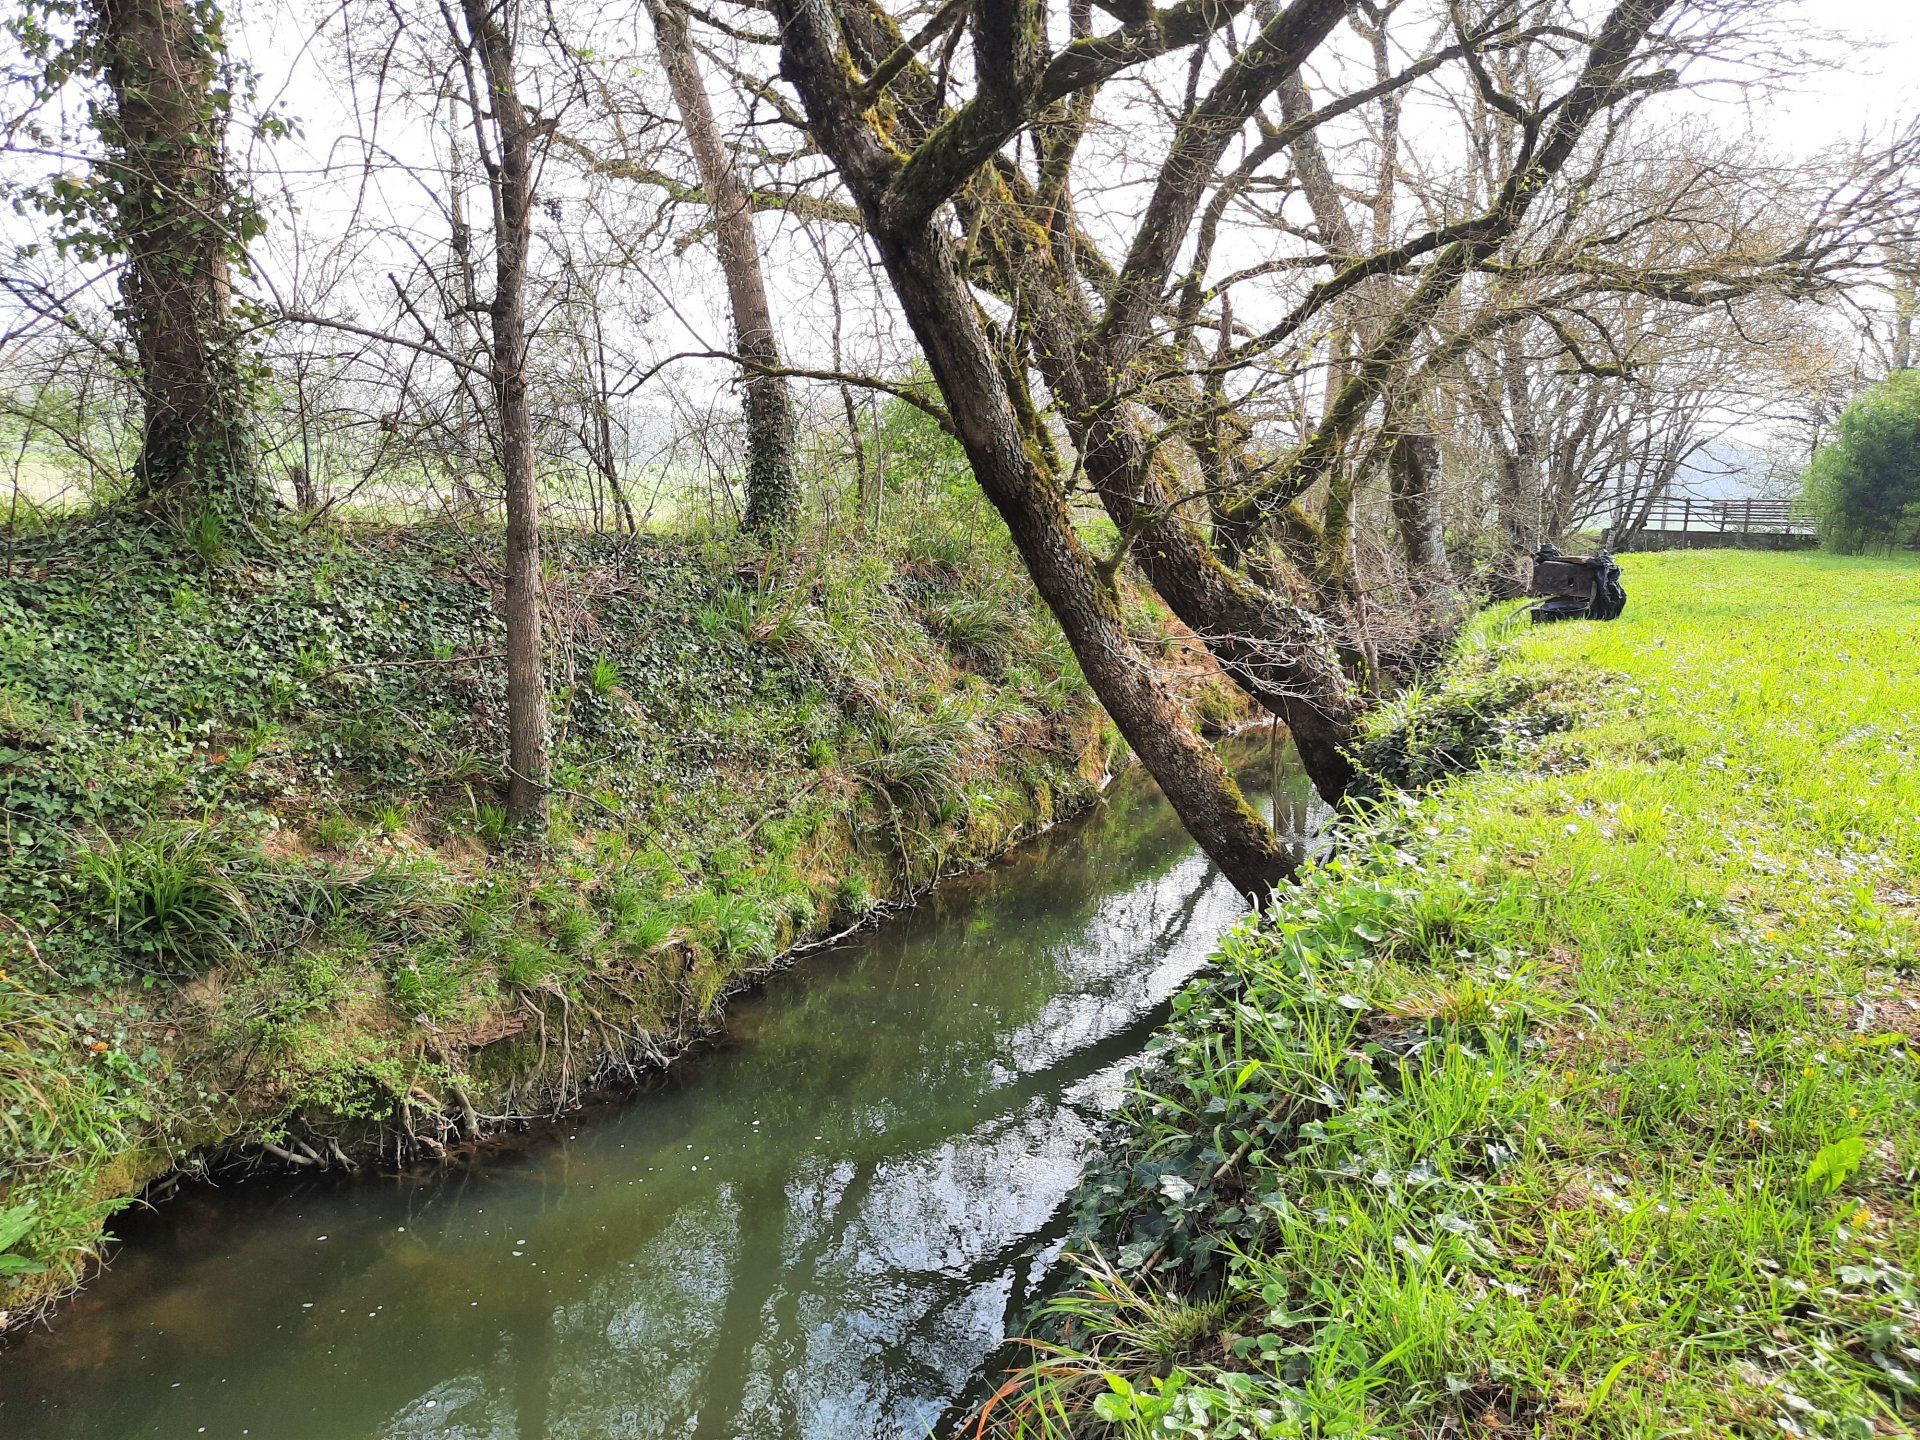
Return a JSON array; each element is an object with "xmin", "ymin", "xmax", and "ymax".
[
  {"xmin": 388, "ymin": 941, "xmax": 470, "ymax": 1022},
  {"xmin": 310, "ymin": 813, "xmax": 358, "ymax": 851},
  {"xmin": 474, "ymin": 801, "xmax": 513, "ymax": 847},
  {"xmin": 614, "ymin": 906, "xmax": 675, "ymax": 957},
  {"xmin": 74, "ymin": 821, "xmax": 252, "ymax": 973},
  {"xmin": 850, "ymin": 699, "xmax": 976, "ymax": 813},
  {"xmin": 499, "ymin": 934, "xmax": 556, "ymax": 990},
  {"xmin": 586, "ymin": 653, "xmax": 620, "ymax": 696}
]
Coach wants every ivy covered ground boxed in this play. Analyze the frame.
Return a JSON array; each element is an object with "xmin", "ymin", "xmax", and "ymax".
[
  {"xmin": 996, "ymin": 552, "xmax": 1920, "ymax": 1440},
  {"xmin": 0, "ymin": 511, "xmax": 1237, "ymax": 1326}
]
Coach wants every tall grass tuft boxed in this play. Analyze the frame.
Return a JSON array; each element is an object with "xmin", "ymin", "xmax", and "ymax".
[{"xmin": 75, "ymin": 821, "xmax": 253, "ymax": 972}]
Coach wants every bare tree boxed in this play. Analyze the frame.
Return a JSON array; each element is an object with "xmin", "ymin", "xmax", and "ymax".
[
  {"xmin": 762, "ymin": 0, "xmax": 1753, "ymax": 895},
  {"xmin": 643, "ymin": 0, "xmax": 800, "ymax": 537}
]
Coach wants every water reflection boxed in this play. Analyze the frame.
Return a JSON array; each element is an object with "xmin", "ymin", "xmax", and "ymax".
[{"xmin": 0, "ymin": 740, "xmax": 1320, "ymax": 1439}]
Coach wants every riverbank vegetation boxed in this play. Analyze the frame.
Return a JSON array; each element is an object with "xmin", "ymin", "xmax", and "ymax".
[
  {"xmin": 993, "ymin": 551, "xmax": 1920, "ymax": 1439},
  {"xmin": 0, "ymin": 479, "xmax": 1262, "ymax": 1324},
  {"xmin": 5, "ymin": 0, "xmax": 1920, "ymax": 1386}
]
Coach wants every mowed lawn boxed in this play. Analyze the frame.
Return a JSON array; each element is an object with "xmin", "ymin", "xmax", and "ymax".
[{"xmin": 1002, "ymin": 551, "xmax": 1920, "ymax": 1439}]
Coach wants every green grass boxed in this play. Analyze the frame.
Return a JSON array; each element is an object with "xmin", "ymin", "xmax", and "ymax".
[{"xmin": 995, "ymin": 551, "xmax": 1920, "ymax": 1439}]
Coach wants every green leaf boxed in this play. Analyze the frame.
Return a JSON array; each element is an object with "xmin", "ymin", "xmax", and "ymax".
[
  {"xmin": 0, "ymin": 1202, "xmax": 37, "ymax": 1253},
  {"xmin": 1803, "ymin": 1136, "xmax": 1866, "ymax": 1196},
  {"xmin": 0, "ymin": 1254, "xmax": 46, "ymax": 1277}
]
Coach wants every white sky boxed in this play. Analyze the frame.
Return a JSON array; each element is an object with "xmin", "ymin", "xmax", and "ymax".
[
  {"xmin": 1736, "ymin": 0, "xmax": 1920, "ymax": 148},
  {"xmin": 11, "ymin": 0, "xmax": 1920, "ymax": 496}
]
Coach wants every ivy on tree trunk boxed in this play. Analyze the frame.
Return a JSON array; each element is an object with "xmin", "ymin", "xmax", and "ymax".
[{"xmin": 94, "ymin": 0, "xmax": 261, "ymax": 517}]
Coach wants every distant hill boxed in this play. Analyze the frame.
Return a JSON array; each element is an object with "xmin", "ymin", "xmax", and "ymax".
[{"xmin": 1672, "ymin": 439, "xmax": 1803, "ymax": 501}]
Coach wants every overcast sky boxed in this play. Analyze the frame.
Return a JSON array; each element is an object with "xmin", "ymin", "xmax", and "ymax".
[{"xmin": 1743, "ymin": 0, "xmax": 1919, "ymax": 148}]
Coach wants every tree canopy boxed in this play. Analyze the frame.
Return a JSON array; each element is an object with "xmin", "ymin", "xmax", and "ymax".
[{"xmin": 1805, "ymin": 369, "xmax": 1920, "ymax": 553}]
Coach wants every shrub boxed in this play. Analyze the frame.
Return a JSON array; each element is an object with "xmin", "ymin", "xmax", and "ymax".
[{"xmin": 1804, "ymin": 370, "xmax": 1920, "ymax": 553}]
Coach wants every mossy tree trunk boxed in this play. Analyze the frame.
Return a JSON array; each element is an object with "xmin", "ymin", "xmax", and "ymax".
[
  {"xmin": 773, "ymin": 0, "xmax": 1290, "ymax": 903},
  {"xmin": 94, "ymin": 0, "xmax": 258, "ymax": 516},
  {"xmin": 645, "ymin": 0, "xmax": 799, "ymax": 539}
]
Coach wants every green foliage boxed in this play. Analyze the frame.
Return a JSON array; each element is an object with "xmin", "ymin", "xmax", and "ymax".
[
  {"xmin": 917, "ymin": 591, "xmax": 1032, "ymax": 674},
  {"xmin": 872, "ymin": 385, "xmax": 973, "ymax": 508},
  {"xmin": 387, "ymin": 941, "xmax": 469, "ymax": 1022},
  {"xmin": 1804, "ymin": 370, "xmax": 1920, "ymax": 553},
  {"xmin": 499, "ymin": 934, "xmax": 557, "ymax": 990},
  {"xmin": 1001, "ymin": 552, "xmax": 1920, "ymax": 1440},
  {"xmin": 0, "ymin": 1203, "xmax": 44, "ymax": 1278},
  {"xmin": 1350, "ymin": 609, "xmax": 1568, "ymax": 792},
  {"xmin": 849, "ymin": 698, "xmax": 976, "ymax": 814},
  {"xmin": 74, "ymin": 820, "xmax": 253, "ymax": 974},
  {"xmin": 586, "ymin": 653, "xmax": 621, "ymax": 696},
  {"xmin": 0, "ymin": 508, "xmax": 1106, "ymax": 1327}
]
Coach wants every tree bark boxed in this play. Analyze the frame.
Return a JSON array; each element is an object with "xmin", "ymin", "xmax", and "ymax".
[
  {"xmin": 1386, "ymin": 424, "xmax": 1456, "ymax": 616},
  {"xmin": 878, "ymin": 229, "xmax": 1289, "ymax": 902},
  {"xmin": 460, "ymin": 0, "xmax": 550, "ymax": 829},
  {"xmin": 645, "ymin": 0, "xmax": 799, "ymax": 538},
  {"xmin": 95, "ymin": 0, "xmax": 256, "ymax": 514},
  {"xmin": 1894, "ymin": 271, "xmax": 1915, "ymax": 373},
  {"xmin": 773, "ymin": 0, "xmax": 1289, "ymax": 902}
]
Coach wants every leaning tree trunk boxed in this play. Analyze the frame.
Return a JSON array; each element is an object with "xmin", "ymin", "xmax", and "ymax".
[
  {"xmin": 95, "ymin": 0, "xmax": 257, "ymax": 515},
  {"xmin": 461, "ymin": 0, "xmax": 550, "ymax": 829},
  {"xmin": 880, "ymin": 229, "xmax": 1290, "ymax": 902},
  {"xmin": 772, "ymin": 0, "xmax": 1289, "ymax": 903},
  {"xmin": 646, "ymin": 0, "xmax": 799, "ymax": 538}
]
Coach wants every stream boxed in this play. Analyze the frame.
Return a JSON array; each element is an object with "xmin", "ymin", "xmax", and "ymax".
[{"xmin": 0, "ymin": 739, "xmax": 1319, "ymax": 1440}]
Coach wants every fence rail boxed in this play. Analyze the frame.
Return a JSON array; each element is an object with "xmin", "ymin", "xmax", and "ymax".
[{"xmin": 1621, "ymin": 497, "xmax": 1818, "ymax": 536}]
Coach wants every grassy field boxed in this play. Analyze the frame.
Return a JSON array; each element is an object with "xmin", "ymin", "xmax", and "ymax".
[{"xmin": 996, "ymin": 551, "xmax": 1920, "ymax": 1438}]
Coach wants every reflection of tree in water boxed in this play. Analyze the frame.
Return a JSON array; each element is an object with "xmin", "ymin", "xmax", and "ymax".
[
  {"xmin": 0, "ymin": 747, "xmax": 1315, "ymax": 1440},
  {"xmin": 514, "ymin": 818, "xmax": 1239, "ymax": 1437}
]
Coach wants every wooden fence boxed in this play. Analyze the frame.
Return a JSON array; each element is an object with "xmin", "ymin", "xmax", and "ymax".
[{"xmin": 1620, "ymin": 497, "xmax": 1818, "ymax": 537}]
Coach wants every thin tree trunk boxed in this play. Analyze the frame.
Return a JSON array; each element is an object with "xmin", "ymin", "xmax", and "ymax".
[
  {"xmin": 95, "ymin": 0, "xmax": 255, "ymax": 514},
  {"xmin": 461, "ymin": 0, "xmax": 550, "ymax": 829},
  {"xmin": 589, "ymin": 301, "xmax": 638, "ymax": 533},
  {"xmin": 1894, "ymin": 272, "xmax": 1915, "ymax": 372},
  {"xmin": 1387, "ymin": 425, "xmax": 1454, "ymax": 615},
  {"xmin": 646, "ymin": 0, "xmax": 799, "ymax": 537}
]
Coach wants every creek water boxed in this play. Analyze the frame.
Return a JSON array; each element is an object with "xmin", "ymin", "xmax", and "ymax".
[{"xmin": 0, "ymin": 739, "xmax": 1318, "ymax": 1440}]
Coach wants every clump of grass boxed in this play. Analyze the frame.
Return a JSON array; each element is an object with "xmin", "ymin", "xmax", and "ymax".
[
  {"xmin": 849, "ymin": 699, "xmax": 978, "ymax": 813},
  {"xmin": 473, "ymin": 800, "xmax": 513, "ymax": 847},
  {"xmin": 920, "ymin": 590, "xmax": 1031, "ymax": 672},
  {"xmin": 585, "ymin": 653, "xmax": 621, "ymax": 696},
  {"xmin": 388, "ymin": 940, "xmax": 470, "ymax": 1021},
  {"xmin": 310, "ymin": 813, "xmax": 358, "ymax": 851},
  {"xmin": 499, "ymin": 934, "xmax": 557, "ymax": 990},
  {"xmin": 74, "ymin": 821, "xmax": 253, "ymax": 974},
  {"xmin": 613, "ymin": 905, "xmax": 675, "ymax": 957},
  {"xmin": 831, "ymin": 871, "xmax": 875, "ymax": 924}
]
